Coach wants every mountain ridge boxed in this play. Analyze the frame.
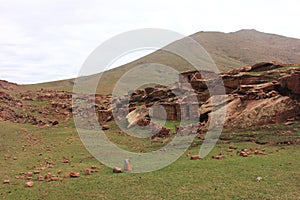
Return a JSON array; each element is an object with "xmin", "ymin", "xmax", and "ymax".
[{"xmin": 21, "ymin": 29, "xmax": 300, "ymax": 94}]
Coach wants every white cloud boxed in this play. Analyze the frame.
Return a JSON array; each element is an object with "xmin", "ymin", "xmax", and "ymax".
[{"xmin": 0, "ymin": 0, "xmax": 299, "ymax": 84}]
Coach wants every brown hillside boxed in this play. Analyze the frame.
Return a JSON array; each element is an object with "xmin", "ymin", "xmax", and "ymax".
[{"xmin": 24, "ymin": 29, "xmax": 300, "ymax": 94}]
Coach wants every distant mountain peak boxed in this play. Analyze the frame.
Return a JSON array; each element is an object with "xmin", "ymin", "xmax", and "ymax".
[{"xmin": 235, "ymin": 29, "xmax": 259, "ymax": 33}]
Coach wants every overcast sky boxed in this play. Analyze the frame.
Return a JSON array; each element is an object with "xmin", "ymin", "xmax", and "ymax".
[{"xmin": 0, "ymin": 0, "xmax": 299, "ymax": 84}]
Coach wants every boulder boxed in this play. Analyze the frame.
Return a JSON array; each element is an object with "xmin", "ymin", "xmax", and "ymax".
[
  {"xmin": 113, "ymin": 167, "xmax": 122, "ymax": 173},
  {"xmin": 226, "ymin": 96, "xmax": 300, "ymax": 128},
  {"xmin": 278, "ymin": 72, "xmax": 300, "ymax": 95},
  {"xmin": 126, "ymin": 106, "xmax": 149, "ymax": 128}
]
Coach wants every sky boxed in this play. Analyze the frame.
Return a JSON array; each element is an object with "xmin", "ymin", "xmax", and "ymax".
[{"xmin": 0, "ymin": 0, "xmax": 300, "ymax": 84}]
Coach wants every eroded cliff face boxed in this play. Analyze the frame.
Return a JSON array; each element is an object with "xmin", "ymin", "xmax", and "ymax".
[{"xmin": 113, "ymin": 62, "xmax": 299, "ymax": 134}]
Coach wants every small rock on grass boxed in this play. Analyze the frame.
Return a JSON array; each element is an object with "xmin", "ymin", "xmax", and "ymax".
[
  {"xmin": 113, "ymin": 167, "xmax": 122, "ymax": 173},
  {"xmin": 44, "ymin": 172, "xmax": 51, "ymax": 180},
  {"xmin": 190, "ymin": 155, "xmax": 201, "ymax": 160},
  {"xmin": 84, "ymin": 169, "xmax": 91, "ymax": 175},
  {"xmin": 212, "ymin": 155, "xmax": 224, "ymax": 159},
  {"xmin": 26, "ymin": 172, "xmax": 33, "ymax": 177},
  {"xmin": 25, "ymin": 181, "xmax": 34, "ymax": 187},
  {"xmin": 64, "ymin": 173, "xmax": 70, "ymax": 178},
  {"xmin": 70, "ymin": 171, "xmax": 80, "ymax": 178},
  {"xmin": 212, "ymin": 152, "xmax": 224, "ymax": 159},
  {"xmin": 51, "ymin": 176, "xmax": 59, "ymax": 181},
  {"xmin": 3, "ymin": 180, "xmax": 10, "ymax": 184},
  {"xmin": 254, "ymin": 150, "xmax": 266, "ymax": 155},
  {"xmin": 37, "ymin": 176, "xmax": 44, "ymax": 181},
  {"xmin": 239, "ymin": 151, "xmax": 249, "ymax": 157}
]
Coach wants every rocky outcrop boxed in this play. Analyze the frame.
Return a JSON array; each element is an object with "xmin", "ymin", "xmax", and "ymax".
[
  {"xmin": 277, "ymin": 72, "xmax": 300, "ymax": 97},
  {"xmin": 0, "ymin": 62, "xmax": 299, "ymax": 134},
  {"xmin": 120, "ymin": 62, "xmax": 300, "ymax": 134},
  {"xmin": 226, "ymin": 95, "xmax": 299, "ymax": 128}
]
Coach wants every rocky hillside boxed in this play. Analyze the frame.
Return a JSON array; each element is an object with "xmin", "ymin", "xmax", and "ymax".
[{"xmin": 1, "ymin": 62, "xmax": 299, "ymax": 142}]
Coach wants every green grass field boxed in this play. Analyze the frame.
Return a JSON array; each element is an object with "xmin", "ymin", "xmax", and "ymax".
[{"xmin": 0, "ymin": 119, "xmax": 299, "ymax": 200}]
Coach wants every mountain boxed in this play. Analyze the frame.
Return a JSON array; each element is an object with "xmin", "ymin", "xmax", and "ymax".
[
  {"xmin": 192, "ymin": 29, "xmax": 300, "ymax": 69},
  {"xmin": 24, "ymin": 29, "xmax": 300, "ymax": 94}
]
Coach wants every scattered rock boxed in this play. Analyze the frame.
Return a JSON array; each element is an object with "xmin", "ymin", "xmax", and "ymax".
[
  {"xmin": 26, "ymin": 172, "xmax": 33, "ymax": 177},
  {"xmin": 52, "ymin": 120, "xmax": 59, "ymax": 126},
  {"xmin": 84, "ymin": 169, "xmax": 92, "ymax": 175},
  {"xmin": 113, "ymin": 167, "xmax": 122, "ymax": 173},
  {"xmin": 239, "ymin": 151, "xmax": 249, "ymax": 157},
  {"xmin": 25, "ymin": 181, "xmax": 34, "ymax": 187},
  {"xmin": 69, "ymin": 171, "xmax": 80, "ymax": 178},
  {"xmin": 64, "ymin": 173, "xmax": 70, "ymax": 178},
  {"xmin": 50, "ymin": 176, "xmax": 59, "ymax": 181},
  {"xmin": 254, "ymin": 150, "xmax": 266, "ymax": 155},
  {"xmin": 190, "ymin": 155, "xmax": 201, "ymax": 160},
  {"xmin": 3, "ymin": 179, "xmax": 10, "ymax": 184},
  {"xmin": 212, "ymin": 155, "xmax": 224, "ymax": 159},
  {"xmin": 37, "ymin": 176, "xmax": 44, "ymax": 181},
  {"xmin": 102, "ymin": 125, "xmax": 109, "ymax": 130},
  {"xmin": 284, "ymin": 121, "xmax": 294, "ymax": 126},
  {"xmin": 44, "ymin": 172, "xmax": 51, "ymax": 180}
]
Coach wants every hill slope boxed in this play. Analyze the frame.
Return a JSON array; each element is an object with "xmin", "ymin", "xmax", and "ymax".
[
  {"xmin": 193, "ymin": 29, "xmax": 300, "ymax": 68},
  {"xmin": 24, "ymin": 29, "xmax": 300, "ymax": 94}
]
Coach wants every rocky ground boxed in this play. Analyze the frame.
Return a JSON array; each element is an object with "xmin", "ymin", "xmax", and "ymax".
[{"xmin": 0, "ymin": 62, "xmax": 299, "ymax": 199}]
